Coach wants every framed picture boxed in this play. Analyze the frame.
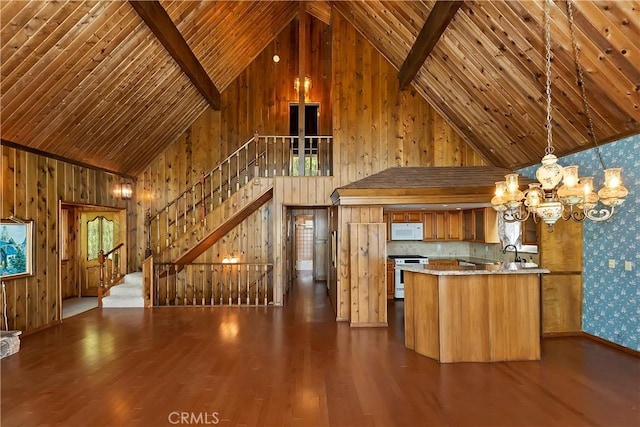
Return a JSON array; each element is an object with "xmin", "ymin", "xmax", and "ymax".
[{"xmin": 0, "ymin": 219, "xmax": 34, "ymax": 280}]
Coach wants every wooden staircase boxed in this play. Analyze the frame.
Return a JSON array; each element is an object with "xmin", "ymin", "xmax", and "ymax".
[{"xmin": 156, "ymin": 177, "xmax": 273, "ymax": 264}]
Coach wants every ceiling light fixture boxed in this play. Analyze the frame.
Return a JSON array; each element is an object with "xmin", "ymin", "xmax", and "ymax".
[
  {"xmin": 491, "ymin": 0, "xmax": 627, "ymax": 230},
  {"xmin": 294, "ymin": 76, "xmax": 311, "ymax": 96}
]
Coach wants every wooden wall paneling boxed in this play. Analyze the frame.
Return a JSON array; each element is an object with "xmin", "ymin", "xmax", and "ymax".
[
  {"xmin": 2, "ymin": 149, "xmax": 15, "ymax": 217},
  {"xmin": 337, "ymin": 207, "xmax": 350, "ymax": 320},
  {"xmin": 1, "ymin": 147, "xmax": 127, "ymax": 333},
  {"xmin": 11, "ymin": 148, "xmax": 26, "ymax": 330},
  {"xmin": 345, "ymin": 17, "xmax": 357, "ymax": 186},
  {"xmin": 31, "ymin": 152, "xmax": 43, "ymax": 330},
  {"xmin": 331, "ymin": 13, "xmax": 343, "ymax": 182},
  {"xmin": 542, "ymin": 274, "xmax": 583, "ymax": 334},
  {"xmin": 46, "ymin": 158, "xmax": 58, "ymax": 323},
  {"xmin": 349, "ymin": 223, "xmax": 386, "ymax": 326}
]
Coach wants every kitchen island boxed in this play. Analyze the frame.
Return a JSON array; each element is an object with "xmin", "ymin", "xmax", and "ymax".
[{"xmin": 402, "ymin": 264, "xmax": 549, "ymax": 363}]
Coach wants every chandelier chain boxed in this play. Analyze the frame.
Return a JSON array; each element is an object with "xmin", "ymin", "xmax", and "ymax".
[
  {"xmin": 565, "ymin": 0, "xmax": 607, "ymax": 170},
  {"xmin": 544, "ymin": 0, "xmax": 554, "ymax": 155}
]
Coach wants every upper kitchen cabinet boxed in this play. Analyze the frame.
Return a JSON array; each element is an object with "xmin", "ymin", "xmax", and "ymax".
[
  {"xmin": 390, "ymin": 211, "xmax": 423, "ymax": 223},
  {"xmin": 424, "ymin": 211, "xmax": 462, "ymax": 241},
  {"xmin": 521, "ymin": 216, "xmax": 538, "ymax": 246},
  {"xmin": 463, "ymin": 208, "xmax": 499, "ymax": 243}
]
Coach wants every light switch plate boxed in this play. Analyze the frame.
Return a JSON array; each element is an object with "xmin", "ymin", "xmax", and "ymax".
[
  {"xmin": 609, "ymin": 259, "xmax": 616, "ymax": 268},
  {"xmin": 625, "ymin": 261, "xmax": 632, "ymax": 271}
]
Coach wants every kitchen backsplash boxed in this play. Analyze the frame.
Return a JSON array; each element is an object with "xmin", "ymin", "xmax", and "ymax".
[{"xmin": 387, "ymin": 241, "xmax": 540, "ymax": 264}]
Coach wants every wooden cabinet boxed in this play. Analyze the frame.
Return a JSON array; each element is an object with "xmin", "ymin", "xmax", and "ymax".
[
  {"xmin": 542, "ymin": 274, "xmax": 582, "ymax": 333},
  {"xmin": 390, "ymin": 211, "xmax": 422, "ymax": 222},
  {"xmin": 386, "ymin": 260, "xmax": 395, "ymax": 300},
  {"xmin": 447, "ymin": 211, "xmax": 463, "ymax": 240},
  {"xmin": 385, "ymin": 210, "xmax": 465, "ymax": 242},
  {"xmin": 463, "ymin": 210, "xmax": 473, "ymax": 240},
  {"xmin": 383, "ymin": 212, "xmax": 391, "ymax": 241},
  {"xmin": 522, "ymin": 215, "xmax": 538, "ymax": 246},
  {"xmin": 462, "ymin": 208, "xmax": 499, "ymax": 243},
  {"xmin": 423, "ymin": 212, "xmax": 441, "ymax": 241},
  {"xmin": 423, "ymin": 211, "xmax": 461, "ymax": 241},
  {"xmin": 539, "ymin": 219, "xmax": 583, "ymax": 334}
]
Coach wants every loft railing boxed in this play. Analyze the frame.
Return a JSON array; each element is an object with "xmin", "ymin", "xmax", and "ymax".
[
  {"xmin": 153, "ymin": 262, "xmax": 273, "ymax": 306},
  {"xmin": 145, "ymin": 133, "xmax": 332, "ymax": 257}
]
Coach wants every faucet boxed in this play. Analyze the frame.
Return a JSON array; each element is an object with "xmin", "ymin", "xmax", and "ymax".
[{"xmin": 503, "ymin": 245, "xmax": 521, "ymax": 262}]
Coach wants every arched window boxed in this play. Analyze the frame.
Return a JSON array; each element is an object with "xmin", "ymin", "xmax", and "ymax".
[{"xmin": 87, "ymin": 216, "xmax": 114, "ymax": 260}]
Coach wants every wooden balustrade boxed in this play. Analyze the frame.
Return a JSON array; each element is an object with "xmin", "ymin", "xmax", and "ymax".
[
  {"xmin": 97, "ymin": 242, "xmax": 126, "ymax": 306},
  {"xmin": 145, "ymin": 133, "xmax": 333, "ymax": 259},
  {"xmin": 153, "ymin": 263, "xmax": 273, "ymax": 306},
  {"xmin": 142, "ymin": 255, "xmax": 154, "ymax": 308}
]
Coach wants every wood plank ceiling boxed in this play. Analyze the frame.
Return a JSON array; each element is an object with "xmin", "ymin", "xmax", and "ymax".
[
  {"xmin": 1, "ymin": 1, "xmax": 638, "ymax": 176},
  {"xmin": 334, "ymin": 0, "xmax": 639, "ymax": 168}
]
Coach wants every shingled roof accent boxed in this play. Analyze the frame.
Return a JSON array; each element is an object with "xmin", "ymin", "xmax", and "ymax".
[{"xmin": 332, "ymin": 166, "xmax": 535, "ymax": 205}]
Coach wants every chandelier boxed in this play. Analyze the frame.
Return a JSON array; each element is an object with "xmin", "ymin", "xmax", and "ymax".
[{"xmin": 491, "ymin": 0, "xmax": 628, "ymax": 230}]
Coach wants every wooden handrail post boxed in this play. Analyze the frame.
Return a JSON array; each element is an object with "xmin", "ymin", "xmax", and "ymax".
[
  {"xmin": 98, "ymin": 249, "xmax": 106, "ymax": 289},
  {"xmin": 200, "ymin": 170, "xmax": 206, "ymax": 222}
]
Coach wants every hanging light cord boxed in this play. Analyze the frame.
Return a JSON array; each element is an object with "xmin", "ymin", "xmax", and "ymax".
[
  {"xmin": 566, "ymin": 0, "xmax": 607, "ymax": 170},
  {"xmin": 543, "ymin": 0, "xmax": 554, "ymax": 156}
]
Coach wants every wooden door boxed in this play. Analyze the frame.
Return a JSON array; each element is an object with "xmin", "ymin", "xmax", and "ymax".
[
  {"xmin": 463, "ymin": 210, "xmax": 474, "ymax": 241},
  {"xmin": 447, "ymin": 211, "xmax": 462, "ymax": 240},
  {"xmin": 313, "ymin": 209, "xmax": 328, "ymax": 281},
  {"xmin": 423, "ymin": 212, "xmax": 435, "ymax": 241},
  {"xmin": 79, "ymin": 211, "xmax": 122, "ymax": 296},
  {"xmin": 434, "ymin": 212, "xmax": 447, "ymax": 240}
]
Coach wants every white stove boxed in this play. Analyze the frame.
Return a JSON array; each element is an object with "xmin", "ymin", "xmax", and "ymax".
[{"xmin": 388, "ymin": 255, "xmax": 429, "ymax": 299}]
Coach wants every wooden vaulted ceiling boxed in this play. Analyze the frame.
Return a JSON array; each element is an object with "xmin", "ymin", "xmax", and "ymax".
[{"xmin": 1, "ymin": 1, "xmax": 638, "ymax": 176}]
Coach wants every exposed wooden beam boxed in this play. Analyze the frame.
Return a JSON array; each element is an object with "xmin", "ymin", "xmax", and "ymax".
[
  {"xmin": 1, "ymin": 139, "xmax": 137, "ymax": 181},
  {"xmin": 129, "ymin": 0, "xmax": 221, "ymax": 110},
  {"xmin": 398, "ymin": 1, "xmax": 463, "ymax": 91}
]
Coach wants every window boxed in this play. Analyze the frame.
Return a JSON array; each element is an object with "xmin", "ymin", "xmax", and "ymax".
[
  {"xmin": 87, "ymin": 216, "xmax": 114, "ymax": 260},
  {"xmin": 289, "ymin": 104, "xmax": 320, "ymax": 176}
]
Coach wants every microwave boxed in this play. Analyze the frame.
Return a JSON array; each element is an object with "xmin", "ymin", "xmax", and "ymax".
[{"xmin": 390, "ymin": 223, "xmax": 423, "ymax": 241}]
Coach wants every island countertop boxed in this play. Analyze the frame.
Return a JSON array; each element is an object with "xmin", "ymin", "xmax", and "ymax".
[{"xmin": 397, "ymin": 264, "xmax": 549, "ymax": 276}]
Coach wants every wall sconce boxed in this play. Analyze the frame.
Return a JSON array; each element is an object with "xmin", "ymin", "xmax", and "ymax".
[
  {"xmin": 115, "ymin": 182, "xmax": 133, "ymax": 200},
  {"xmin": 222, "ymin": 253, "xmax": 238, "ymax": 264},
  {"xmin": 294, "ymin": 76, "xmax": 311, "ymax": 96}
]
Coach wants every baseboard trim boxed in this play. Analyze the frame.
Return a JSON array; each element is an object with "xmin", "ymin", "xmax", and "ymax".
[
  {"xmin": 350, "ymin": 322, "xmax": 388, "ymax": 328},
  {"xmin": 544, "ymin": 331, "xmax": 639, "ymax": 357},
  {"xmin": 581, "ymin": 332, "xmax": 640, "ymax": 357},
  {"xmin": 21, "ymin": 320, "xmax": 63, "ymax": 337},
  {"xmin": 542, "ymin": 331, "xmax": 582, "ymax": 338}
]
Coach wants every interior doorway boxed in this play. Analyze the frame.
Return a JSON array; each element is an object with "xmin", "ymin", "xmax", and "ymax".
[
  {"xmin": 286, "ymin": 208, "xmax": 329, "ymax": 293},
  {"xmin": 59, "ymin": 202, "xmax": 127, "ymax": 319}
]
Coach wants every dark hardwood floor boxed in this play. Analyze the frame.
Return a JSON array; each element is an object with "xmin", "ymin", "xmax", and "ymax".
[{"xmin": 2, "ymin": 272, "xmax": 639, "ymax": 426}]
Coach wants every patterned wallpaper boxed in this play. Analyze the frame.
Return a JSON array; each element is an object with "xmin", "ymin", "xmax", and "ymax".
[{"xmin": 520, "ymin": 135, "xmax": 639, "ymax": 351}]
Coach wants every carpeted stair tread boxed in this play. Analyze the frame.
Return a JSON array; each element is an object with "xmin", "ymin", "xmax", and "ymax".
[{"xmin": 102, "ymin": 272, "xmax": 144, "ymax": 308}]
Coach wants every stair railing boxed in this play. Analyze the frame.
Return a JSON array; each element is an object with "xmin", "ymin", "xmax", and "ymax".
[
  {"xmin": 153, "ymin": 262, "xmax": 273, "ymax": 306},
  {"xmin": 145, "ymin": 133, "xmax": 333, "ymax": 257},
  {"xmin": 97, "ymin": 242, "xmax": 126, "ymax": 305}
]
